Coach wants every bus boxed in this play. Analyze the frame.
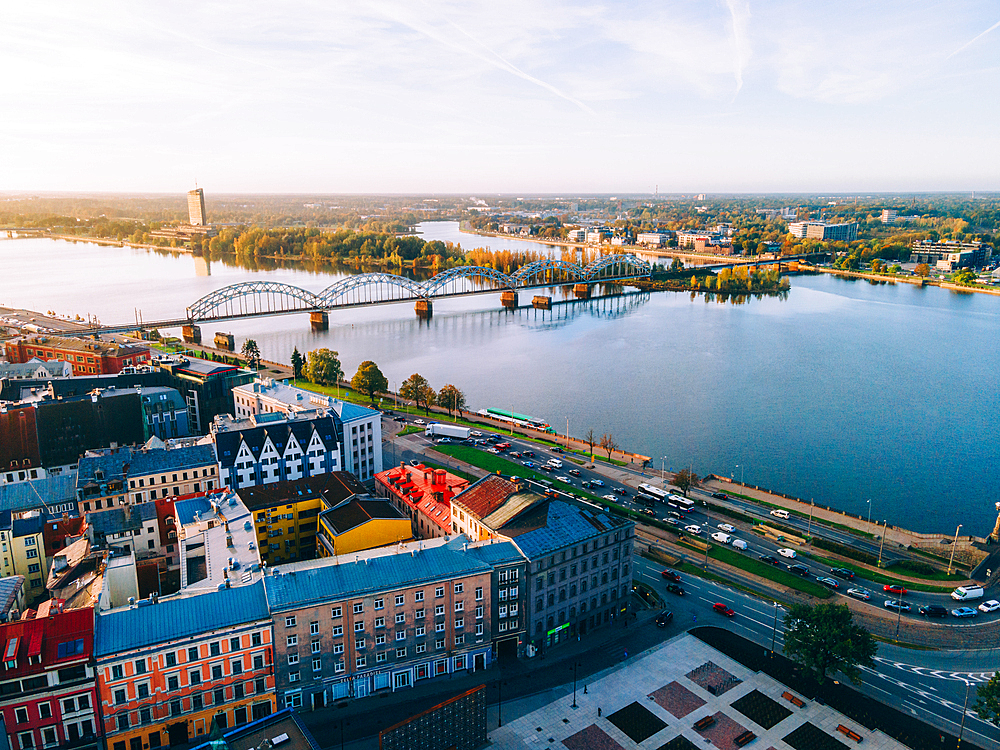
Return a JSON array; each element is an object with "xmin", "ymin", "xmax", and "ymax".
[
  {"xmin": 637, "ymin": 483, "xmax": 669, "ymax": 502},
  {"xmin": 478, "ymin": 408, "xmax": 555, "ymax": 433},
  {"xmin": 668, "ymin": 494, "xmax": 696, "ymax": 513},
  {"xmin": 637, "ymin": 484, "xmax": 695, "ymax": 512}
]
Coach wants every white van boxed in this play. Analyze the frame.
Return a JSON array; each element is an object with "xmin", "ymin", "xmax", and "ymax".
[
  {"xmin": 951, "ymin": 586, "xmax": 985, "ymax": 601},
  {"xmin": 770, "ymin": 509, "xmax": 790, "ymax": 520},
  {"xmin": 731, "ymin": 539, "xmax": 748, "ymax": 550},
  {"xmin": 546, "ymin": 458, "xmax": 563, "ymax": 469},
  {"xmin": 711, "ymin": 532, "xmax": 732, "ymax": 544}
]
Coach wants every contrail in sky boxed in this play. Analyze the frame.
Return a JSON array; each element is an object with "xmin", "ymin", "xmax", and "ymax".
[{"xmin": 947, "ymin": 18, "xmax": 1000, "ymax": 59}]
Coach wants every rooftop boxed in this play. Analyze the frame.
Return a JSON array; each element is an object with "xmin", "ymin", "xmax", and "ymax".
[
  {"xmin": 233, "ymin": 378, "xmax": 379, "ymax": 423},
  {"xmin": 86, "ymin": 502, "xmax": 158, "ymax": 539},
  {"xmin": 235, "ymin": 472, "xmax": 365, "ymax": 512},
  {"xmin": 0, "ymin": 576, "xmax": 24, "ymax": 617},
  {"xmin": 94, "ymin": 579, "xmax": 270, "ymax": 657},
  {"xmin": 175, "ymin": 491, "xmax": 262, "ymax": 592},
  {"xmin": 15, "ymin": 335, "xmax": 149, "ymax": 358},
  {"xmin": 0, "ymin": 606, "xmax": 94, "ymax": 678},
  {"xmin": 191, "ymin": 708, "xmax": 321, "ymax": 750},
  {"xmin": 453, "ymin": 474, "xmax": 519, "ymax": 519},
  {"xmin": 500, "ymin": 500, "xmax": 631, "ymax": 559},
  {"xmin": 76, "ymin": 443, "xmax": 217, "ymax": 486},
  {"xmin": 0, "ymin": 474, "xmax": 76, "ymax": 515},
  {"xmin": 320, "ymin": 498, "xmax": 407, "ymax": 535},
  {"xmin": 264, "ymin": 535, "xmax": 502, "ymax": 613}
]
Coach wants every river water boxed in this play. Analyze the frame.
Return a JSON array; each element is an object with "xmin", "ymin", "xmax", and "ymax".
[{"xmin": 3, "ymin": 223, "xmax": 998, "ymax": 535}]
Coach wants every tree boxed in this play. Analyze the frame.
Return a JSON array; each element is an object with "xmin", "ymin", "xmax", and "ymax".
[
  {"xmin": 953, "ymin": 268, "xmax": 977, "ymax": 285},
  {"xmin": 290, "ymin": 347, "xmax": 303, "ymax": 380},
  {"xmin": 401, "ymin": 373, "xmax": 435, "ymax": 415},
  {"xmin": 914, "ymin": 263, "xmax": 930, "ymax": 277},
  {"xmin": 672, "ymin": 469, "xmax": 699, "ymax": 497},
  {"xmin": 436, "ymin": 384, "xmax": 466, "ymax": 416},
  {"xmin": 599, "ymin": 433, "xmax": 618, "ymax": 461},
  {"xmin": 782, "ymin": 603, "xmax": 877, "ymax": 685},
  {"xmin": 351, "ymin": 361, "xmax": 388, "ymax": 403},
  {"xmin": 670, "ymin": 257, "xmax": 684, "ymax": 273},
  {"xmin": 584, "ymin": 429, "xmax": 597, "ymax": 460},
  {"xmin": 241, "ymin": 339, "xmax": 261, "ymax": 371},
  {"xmin": 303, "ymin": 348, "xmax": 343, "ymax": 386},
  {"xmin": 975, "ymin": 672, "xmax": 1000, "ymax": 726}
]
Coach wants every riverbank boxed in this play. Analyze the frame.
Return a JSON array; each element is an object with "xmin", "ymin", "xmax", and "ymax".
[{"xmin": 807, "ymin": 264, "xmax": 1000, "ymax": 297}]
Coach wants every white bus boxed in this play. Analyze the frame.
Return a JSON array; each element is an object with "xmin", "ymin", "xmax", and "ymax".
[{"xmin": 637, "ymin": 483, "xmax": 669, "ymax": 502}]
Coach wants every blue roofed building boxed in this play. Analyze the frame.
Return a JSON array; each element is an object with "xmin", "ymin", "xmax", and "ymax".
[
  {"xmin": 262, "ymin": 535, "xmax": 512, "ymax": 710},
  {"xmin": 94, "ymin": 581, "xmax": 276, "ymax": 749},
  {"xmin": 0, "ymin": 474, "xmax": 77, "ymax": 517}
]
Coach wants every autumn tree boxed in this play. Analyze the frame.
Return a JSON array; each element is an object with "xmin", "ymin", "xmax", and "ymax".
[
  {"xmin": 304, "ymin": 349, "xmax": 343, "ymax": 387},
  {"xmin": 584, "ymin": 429, "xmax": 597, "ymax": 460},
  {"xmin": 783, "ymin": 603, "xmax": 877, "ymax": 685},
  {"xmin": 351, "ymin": 361, "xmax": 388, "ymax": 403},
  {"xmin": 401, "ymin": 373, "xmax": 436, "ymax": 415},
  {"xmin": 241, "ymin": 339, "xmax": 261, "ymax": 371},
  {"xmin": 436, "ymin": 384, "xmax": 466, "ymax": 416},
  {"xmin": 290, "ymin": 347, "xmax": 303, "ymax": 380},
  {"xmin": 672, "ymin": 469, "xmax": 699, "ymax": 497},
  {"xmin": 914, "ymin": 263, "xmax": 930, "ymax": 277},
  {"xmin": 599, "ymin": 433, "xmax": 618, "ymax": 461}
]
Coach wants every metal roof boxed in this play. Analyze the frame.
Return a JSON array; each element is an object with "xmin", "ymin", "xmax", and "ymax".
[
  {"xmin": 502, "ymin": 500, "xmax": 631, "ymax": 559},
  {"xmin": 0, "ymin": 474, "xmax": 76, "ymax": 514},
  {"xmin": 76, "ymin": 444, "xmax": 217, "ymax": 485},
  {"xmin": 264, "ymin": 536, "xmax": 494, "ymax": 612},
  {"xmin": 94, "ymin": 580, "xmax": 270, "ymax": 657}
]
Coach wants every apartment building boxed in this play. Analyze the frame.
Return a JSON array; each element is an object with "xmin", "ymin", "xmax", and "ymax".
[
  {"xmin": 3, "ymin": 336, "xmax": 151, "ymax": 377},
  {"xmin": 449, "ymin": 475, "xmax": 520, "ymax": 541},
  {"xmin": 316, "ymin": 498, "xmax": 411, "ymax": 557},
  {"xmin": 787, "ymin": 221, "xmax": 859, "ymax": 242},
  {"xmin": 86, "ymin": 502, "xmax": 160, "ymax": 560},
  {"xmin": 94, "ymin": 582, "xmax": 276, "ymax": 750},
  {"xmin": 0, "ymin": 512, "xmax": 49, "ymax": 605},
  {"xmin": 263, "ymin": 536, "xmax": 498, "ymax": 711},
  {"xmin": 0, "ymin": 606, "xmax": 101, "ymax": 750},
  {"xmin": 374, "ymin": 463, "xmax": 469, "ymax": 539}
]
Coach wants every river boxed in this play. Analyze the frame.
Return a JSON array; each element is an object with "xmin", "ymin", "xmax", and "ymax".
[{"xmin": 3, "ymin": 223, "xmax": 998, "ymax": 535}]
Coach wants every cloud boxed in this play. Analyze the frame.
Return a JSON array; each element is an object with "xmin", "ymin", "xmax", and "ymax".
[
  {"xmin": 725, "ymin": 0, "xmax": 753, "ymax": 94},
  {"xmin": 947, "ymin": 17, "xmax": 1000, "ymax": 59}
]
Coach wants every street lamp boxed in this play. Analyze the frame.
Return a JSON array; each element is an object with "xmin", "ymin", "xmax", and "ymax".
[
  {"xmin": 958, "ymin": 680, "xmax": 971, "ymax": 747},
  {"xmin": 866, "ymin": 499, "xmax": 872, "ymax": 535},
  {"xmin": 947, "ymin": 524, "xmax": 963, "ymax": 575},
  {"xmin": 660, "ymin": 456, "xmax": 668, "ymax": 486},
  {"xmin": 736, "ymin": 464, "xmax": 744, "ymax": 486},
  {"xmin": 571, "ymin": 661, "xmax": 581, "ymax": 708},
  {"xmin": 877, "ymin": 520, "xmax": 887, "ymax": 568},
  {"xmin": 770, "ymin": 602, "xmax": 779, "ymax": 656}
]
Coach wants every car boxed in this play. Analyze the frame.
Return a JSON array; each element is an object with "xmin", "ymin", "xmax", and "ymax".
[
  {"xmin": 711, "ymin": 492, "xmax": 729, "ymax": 500},
  {"xmin": 435, "ymin": 437, "xmax": 452, "ymax": 444},
  {"xmin": 758, "ymin": 554, "xmax": 779, "ymax": 565},
  {"xmin": 555, "ymin": 476, "xmax": 571, "ymax": 483},
  {"xmin": 711, "ymin": 532, "xmax": 732, "ymax": 543},
  {"xmin": 830, "ymin": 568, "xmax": 855, "ymax": 580},
  {"xmin": 684, "ymin": 524, "xmax": 703, "ymax": 534},
  {"xmin": 665, "ymin": 517, "xmax": 682, "ymax": 527},
  {"xmin": 414, "ymin": 419, "xmax": 426, "ymax": 425},
  {"xmin": 469, "ymin": 431, "xmax": 483, "ymax": 437},
  {"xmin": 522, "ymin": 461, "xmax": 536, "ymax": 468},
  {"xmin": 919, "ymin": 604, "xmax": 949, "ymax": 617},
  {"xmin": 885, "ymin": 599, "xmax": 912, "ymax": 612},
  {"xmin": 551, "ymin": 447, "xmax": 564, "ymax": 453},
  {"xmin": 409, "ymin": 459, "xmax": 420, "ymax": 466},
  {"xmin": 642, "ymin": 508, "xmax": 656, "ymax": 517},
  {"xmin": 787, "ymin": 564, "xmax": 810, "ymax": 577},
  {"xmin": 816, "ymin": 577, "xmax": 840, "ymax": 589},
  {"xmin": 978, "ymin": 600, "xmax": 1000, "ymax": 613},
  {"xmin": 655, "ymin": 610, "xmax": 674, "ymax": 628},
  {"xmin": 661, "ymin": 570, "xmax": 682, "ymax": 583},
  {"xmin": 487, "ymin": 447, "xmax": 501, "ymax": 454},
  {"xmin": 540, "ymin": 464, "xmax": 555, "ymax": 472},
  {"xmin": 777, "ymin": 548, "xmax": 797, "ymax": 558},
  {"xmin": 590, "ymin": 479, "xmax": 605, "ymax": 487},
  {"xmin": 770, "ymin": 509, "xmax": 790, "ymax": 519},
  {"xmin": 521, "ymin": 450, "xmax": 535, "ymax": 458},
  {"xmin": 665, "ymin": 584, "xmax": 684, "ymax": 596},
  {"xmin": 508, "ymin": 451, "xmax": 521, "ymax": 458},
  {"xmin": 602, "ymin": 494, "xmax": 618, "ymax": 502},
  {"xmin": 883, "ymin": 584, "xmax": 908, "ymax": 596},
  {"xmin": 716, "ymin": 523, "xmax": 735, "ymax": 533},
  {"xmin": 613, "ymin": 487, "xmax": 628, "ymax": 496},
  {"xmin": 713, "ymin": 603, "xmax": 735, "ymax": 617},
  {"xmin": 568, "ymin": 469, "xmax": 581, "ymax": 476},
  {"xmin": 847, "ymin": 587, "xmax": 872, "ymax": 601},
  {"xmin": 951, "ymin": 607, "xmax": 978, "ymax": 618}
]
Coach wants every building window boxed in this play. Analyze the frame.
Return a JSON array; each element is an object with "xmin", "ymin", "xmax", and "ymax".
[
  {"xmin": 416, "ymin": 626, "xmax": 425, "ymax": 637},
  {"xmin": 356, "ymin": 656, "xmax": 366, "ymax": 669},
  {"xmin": 435, "ymin": 587, "xmax": 444, "ymax": 598},
  {"xmin": 435, "ymin": 639, "xmax": 445, "ymax": 650},
  {"xmin": 476, "ymin": 623, "xmax": 484, "ymax": 636},
  {"xmin": 415, "ymin": 609, "xmax": 424, "ymax": 620},
  {"xmin": 111, "ymin": 664, "xmax": 124, "ymax": 680},
  {"xmin": 188, "ymin": 647, "xmax": 199, "ymax": 662},
  {"xmin": 333, "ymin": 642, "xmax": 344, "ymax": 654},
  {"xmin": 355, "ymin": 638, "xmax": 365, "ymax": 650},
  {"xmin": 117, "ymin": 714, "xmax": 130, "ymax": 731},
  {"xmin": 454, "ymin": 582, "xmax": 464, "ymax": 594},
  {"xmin": 287, "ymin": 654, "xmax": 299, "ymax": 665},
  {"xmin": 355, "ymin": 621, "xmax": 366, "ymax": 632},
  {"xmin": 455, "ymin": 618, "xmax": 464, "ymax": 629},
  {"xmin": 210, "ymin": 642, "xmax": 221, "ymax": 657},
  {"xmin": 455, "ymin": 634, "xmax": 465, "ymax": 645},
  {"xmin": 476, "ymin": 605, "xmax": 483, "ymax": 619},
  {"xmin": 416, "ymin": 643, "xmax": 427, "ymax": 654},
  {"xmin": 312, "ymin": 657, "xmax": 322, "ymax": 672},
  {"xmin": 414, "ymin": 591, "xmax": 424, "ymax": 602},
  {"xmin": 396, "ymin": 630, "xmax": 406, "ymax": 641},
  {"xmin": 353, "ymin": 603, "xmax": 364, "ymax": 614},
  {"xmin": 454, "ymin": 601, "xmax": 464, "ymax": 612},
  {"xmin": 396, "ymin": 647, "xmax": 406, "ymax": 658},
  {"xmin": 189, "ymin": 669, "xmax": 201, "ymax": 685},
  {"xmin": 376, "ymin": 652, "xmax": 387, "ymax": 664},
  {"xmin": 395, "ymin": 613, "xmax": 405, "ymax": 624},
  {"xmin": 374, "ymin": 617, "xmax": 384, "ymax": 628},
  {"xmin": 38, "ymin": 703, "xmax": 51, "ymax": 720},
  {"xmin": 395, "ymin": 594, "xmax": 404, "ymax": 606},
  {"xmin": 311, "ymin": 641, "xmax": 321, "ymax": 654},
  {"xmin": 332, "ymin": 625, "xmax": 343, "ymax": 637},
  {"xmin": 286, "ymin": 635, "xmax": 297, "ymax": 647},
  {"xmin": 309, "ymin": 621, "xmax": 319, "ymax": 635},
  {"xmin": 435, "ymin": 605, "xmax": 445, "ymax": 616},
  {"xmin": 15, "ymin": 707, "xmax": 29, "ymax": 724},
  {"xmin": 331, "ymin": 606, "xmax": 342, "ymax": 618},
  {"xmin": 374, "ymin": 598, "xmax": 384, "ymax": 610},
  {"xmin": 435, "ymin": 622, "xmax": 445, "ymax": 633},
  {"xmin": 288, "ymin": 671, "xmax": 300, "ymax": 683},
  {"xmin": 475, "ymin": 587, "xmax": 483, "ymax": 600},
  {"xmin": 334, "ymin": 660, "xmax": 345, "ymax": 673},
  {"xmin": 230, "ymin": 636, "xmax": 241, "ymax": 652},
  {"xmin": 375, "ymin": 634, "xmax": 386, "ymax": 646}
]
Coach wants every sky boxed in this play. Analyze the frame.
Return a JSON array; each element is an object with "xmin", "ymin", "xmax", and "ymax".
[{"xmin": 2, "ymin": 1, "xmax": 998, "ymax": 194}]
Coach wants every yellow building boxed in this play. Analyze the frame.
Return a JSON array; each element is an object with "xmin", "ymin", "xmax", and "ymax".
[
  {"xmin": 0, "ymin": 512, "xmax": 50, "ymax": 605},
  {"xmin": 237, "ymin": 472, "xmax": 370, "ymax": 566},
  {"xmin": 317, "ymin": 498, "xmax": 412, "ymax": 557}
]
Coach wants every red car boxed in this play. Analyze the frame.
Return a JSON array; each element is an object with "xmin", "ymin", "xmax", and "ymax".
[
  {"xmin": 496, "ymin": 442, "xmax": 512, "ymax": 450},
  {"xmin": 883, "ymin": 584, "xmax": 908, "ymax": 596},
  {"xmin": 661, "ymin": 570, "xmax": 682, "ymax": 583},
  {"xmin": 713, "ymin": 603, "xmax": 735, "ymax": 617}
]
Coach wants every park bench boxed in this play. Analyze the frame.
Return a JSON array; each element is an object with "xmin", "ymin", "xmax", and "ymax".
[
  {"xmin": 781, "ymin": 691, "xmax": 806, "ymax": 708},
  {"xmin": 734, "ymin": 729, "xmax": 757, "ymax": 746},
  {"xmin": 836, "ymin": 724, "xmax": 863, "ymax": 743},
  {"xmin": 693, "ymin": 715, "xmax": 716, "ymax": 730}
]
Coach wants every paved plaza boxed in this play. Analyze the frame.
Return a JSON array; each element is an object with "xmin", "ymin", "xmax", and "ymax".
[{"xmin": 488, "ymin": 634, "xmax": 911, "ymax": 750}]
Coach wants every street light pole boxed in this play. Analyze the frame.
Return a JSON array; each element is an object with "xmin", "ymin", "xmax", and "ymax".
[
  {"xmin": 878, "ymin": 520, "xmax": 887, "ymax": 568},
  {"xmin": 866, "ymin": 499, "xmax": 872, "ymax": 535},
  {"xmin": 807, "ymin": 500, "xmax": 814, "ymax": 537},
  {"xmin": 770, "ymin": 602, "xmax": 779, "ymax": 657},
  {"xmin": 498, "ymin": 678, "xmax": 504, "ymax": 727},
  {"xmin": 894, "ymin": 598, "xmax": 903, "ymax": 641},
  {"xmin": 572, "ymin": 661, "xmax": 579, "ymax": 708},
  {"xmin": 947, "ymin": 524, "xmax": 963, "ymax": 575},
  {"xmin": 958, "ymin": 680, "xmax": 971, "ymax": 747}
]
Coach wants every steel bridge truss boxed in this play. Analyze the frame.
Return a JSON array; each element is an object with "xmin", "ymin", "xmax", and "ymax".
[{"xmin": 185, "ymin": 255, "xmax": 652, "ymax": 321}]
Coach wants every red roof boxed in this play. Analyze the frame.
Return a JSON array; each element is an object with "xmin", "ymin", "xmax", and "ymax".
[
  {"xmin": 0, "ymin": 607, "xmax": 93, "ymax": 678},
  {"xmin": 452, "ymin": 475, "xmax": 519, "ymax": 519},
  {"xmin": 43, "ymin": 515, "xmax": 88, "ymax": 559},
  {"xmin": 375, "ymin": 464, "xmax": 469, "ymax": 533}
]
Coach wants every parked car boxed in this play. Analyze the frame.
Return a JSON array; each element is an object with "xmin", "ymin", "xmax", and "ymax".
[
  {"xmin": 713, "ymin": 603, "xmax": 735, "ymax": 617},
  {"xmin": 787, "ymin": 564, "xmax": 810, "ymax": 577},
  {"xmin": 684, "ymin": 524, "xmax": 703, "ymax": 535},
  {"xmin": 711, "ymin": 492, "xmax": 729, "ymax": 500},
  {"xmin": 777, "ymin": 548, "xmax": 797, "ymax": 559},
  {"xmin": 568, "ymin": 469, "xmax": 581, "ymax": 476},
  {"xmin": 919, "ymin": 604, "xmax": 949, "ymax": 617},
  {"xmin": 978, "ymin": 600, "xmax": 1000, "ymax": 613},
  {"xmin": 758, "ymin": 554, "xmax": 779, "ymax": 565},
  {"xmin": 661, "ymin": 570, "xmax": 682, "ymax": 583},
  {"xmin": 830, "ymin": 568, "xmax": 855, "ymax": 580},
  {"xmin": 816, "ymin": 577, "xmax": 840, "ymax": 589},
  {"xmin": 951, "ymin": 607, "xmax": 978, "ymax": 618},
  {"xmin": 883, "ymin": 584, "xmax": 908, "ymax": 596},
  {"xmin": 717, "ymin": 523, "xmax": 735, "ymax": 533},
  {"xmin": 655, "ymin": 610, "xmax": 674, "ymax": 628},
  {"xmin": 665, "ymin": 583, "xmax": 685, "ymax": 596},
  {"xmin": 847, "ymin": 587, "xmax": 872, "ymax": 601}
]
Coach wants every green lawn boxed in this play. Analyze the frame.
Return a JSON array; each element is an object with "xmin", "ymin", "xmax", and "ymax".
[
  {"xmin": 396, "ymin": 425, "xmax": 424, "ymax": 436},
  {"xmin": 708, "ymin": 544, "xmax": 832, "ymax": 599},
  {"xmin": 799, "ymin": 553, "xmax": 957, "ymax": 593}
]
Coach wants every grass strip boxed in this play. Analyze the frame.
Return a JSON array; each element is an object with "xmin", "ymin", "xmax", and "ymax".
[
  {"xmin": 396, "ymin": 425, "xmax": 424, "ymax": 436},
  {"xmin": 720, "ymin": 490, "xmax": 875, "ymax": 539},
  {"xmin": 799, "ymin": 552, "xmax": 956, "ymax": 593},
  {"xmin": 707, "ymin": 545, "xmax": 832, "ymax": 599}
]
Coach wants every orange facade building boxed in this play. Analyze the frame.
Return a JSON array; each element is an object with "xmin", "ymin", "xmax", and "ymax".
[{"xmin": 4, "ymin": 336, "xmax": 151, "ymax": 376}]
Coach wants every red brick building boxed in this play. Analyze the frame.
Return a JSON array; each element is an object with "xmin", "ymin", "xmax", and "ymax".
[
  {"xmin": 4, "ymin": 336, "xmax": 151, "ymax": 376},
  {"xmin": 374, "ymin": 463, "xmax": 469, "ymax": 539},
  {"xmin": 0, "ymin": 606, "xmax": 101, "ymax": 750}
]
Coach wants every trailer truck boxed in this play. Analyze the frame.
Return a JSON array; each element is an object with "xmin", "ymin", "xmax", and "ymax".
[{"xmin": 424, "ymin": 423, "xmax": 471, "ymax": 440}]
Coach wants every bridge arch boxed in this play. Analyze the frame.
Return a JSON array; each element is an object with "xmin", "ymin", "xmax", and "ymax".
[
  {"xmin": 583, "ymin": 253, "xmax": 652, "ymax": 280},
  {"xmin": 187, "ymin": 281, "xmax": 321, "ymax": 321},
  {"xmin": 422, "ymin": 265, "xmax": 515, "ymax": 295},
  {"xmin": 510, "ymin": 259, "xmax": 586, "ymax": 286},
  {"xmin": 317, "ymin": 273, "xmax": 426, "ymax": 307}
]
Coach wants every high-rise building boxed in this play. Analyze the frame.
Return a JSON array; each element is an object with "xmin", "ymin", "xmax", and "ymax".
[{"xmin": 188, "ymin": 188, "xmax": 207, "ymax": 226}]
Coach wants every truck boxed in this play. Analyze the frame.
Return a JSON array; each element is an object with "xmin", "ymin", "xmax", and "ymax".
[{"xmin": 424, "ymin": 423, "xmax": 471, "ymax": 440}]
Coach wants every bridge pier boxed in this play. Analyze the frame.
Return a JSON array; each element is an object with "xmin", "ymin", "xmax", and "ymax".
[
  {"xmin": 532, "ymin": 295, "xmax": 551, "ymax": 310},
  {"xmin": 415, "ymin": 299, "xmax": 433, "ymax": 319},
  {"xmin": 182, "ymin": 324, "xmax": 202, "ymax": 344},
  {"xmin": 573, "ymin": 283, "xmax": 591, "ymax": 300},
  {"xmin": 310, "ymin": 311, "xmax": 329, "ymax": 331},
  {"xmin": 500, "ymin": 291, "xmax": 519, "ymax": 310}
]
